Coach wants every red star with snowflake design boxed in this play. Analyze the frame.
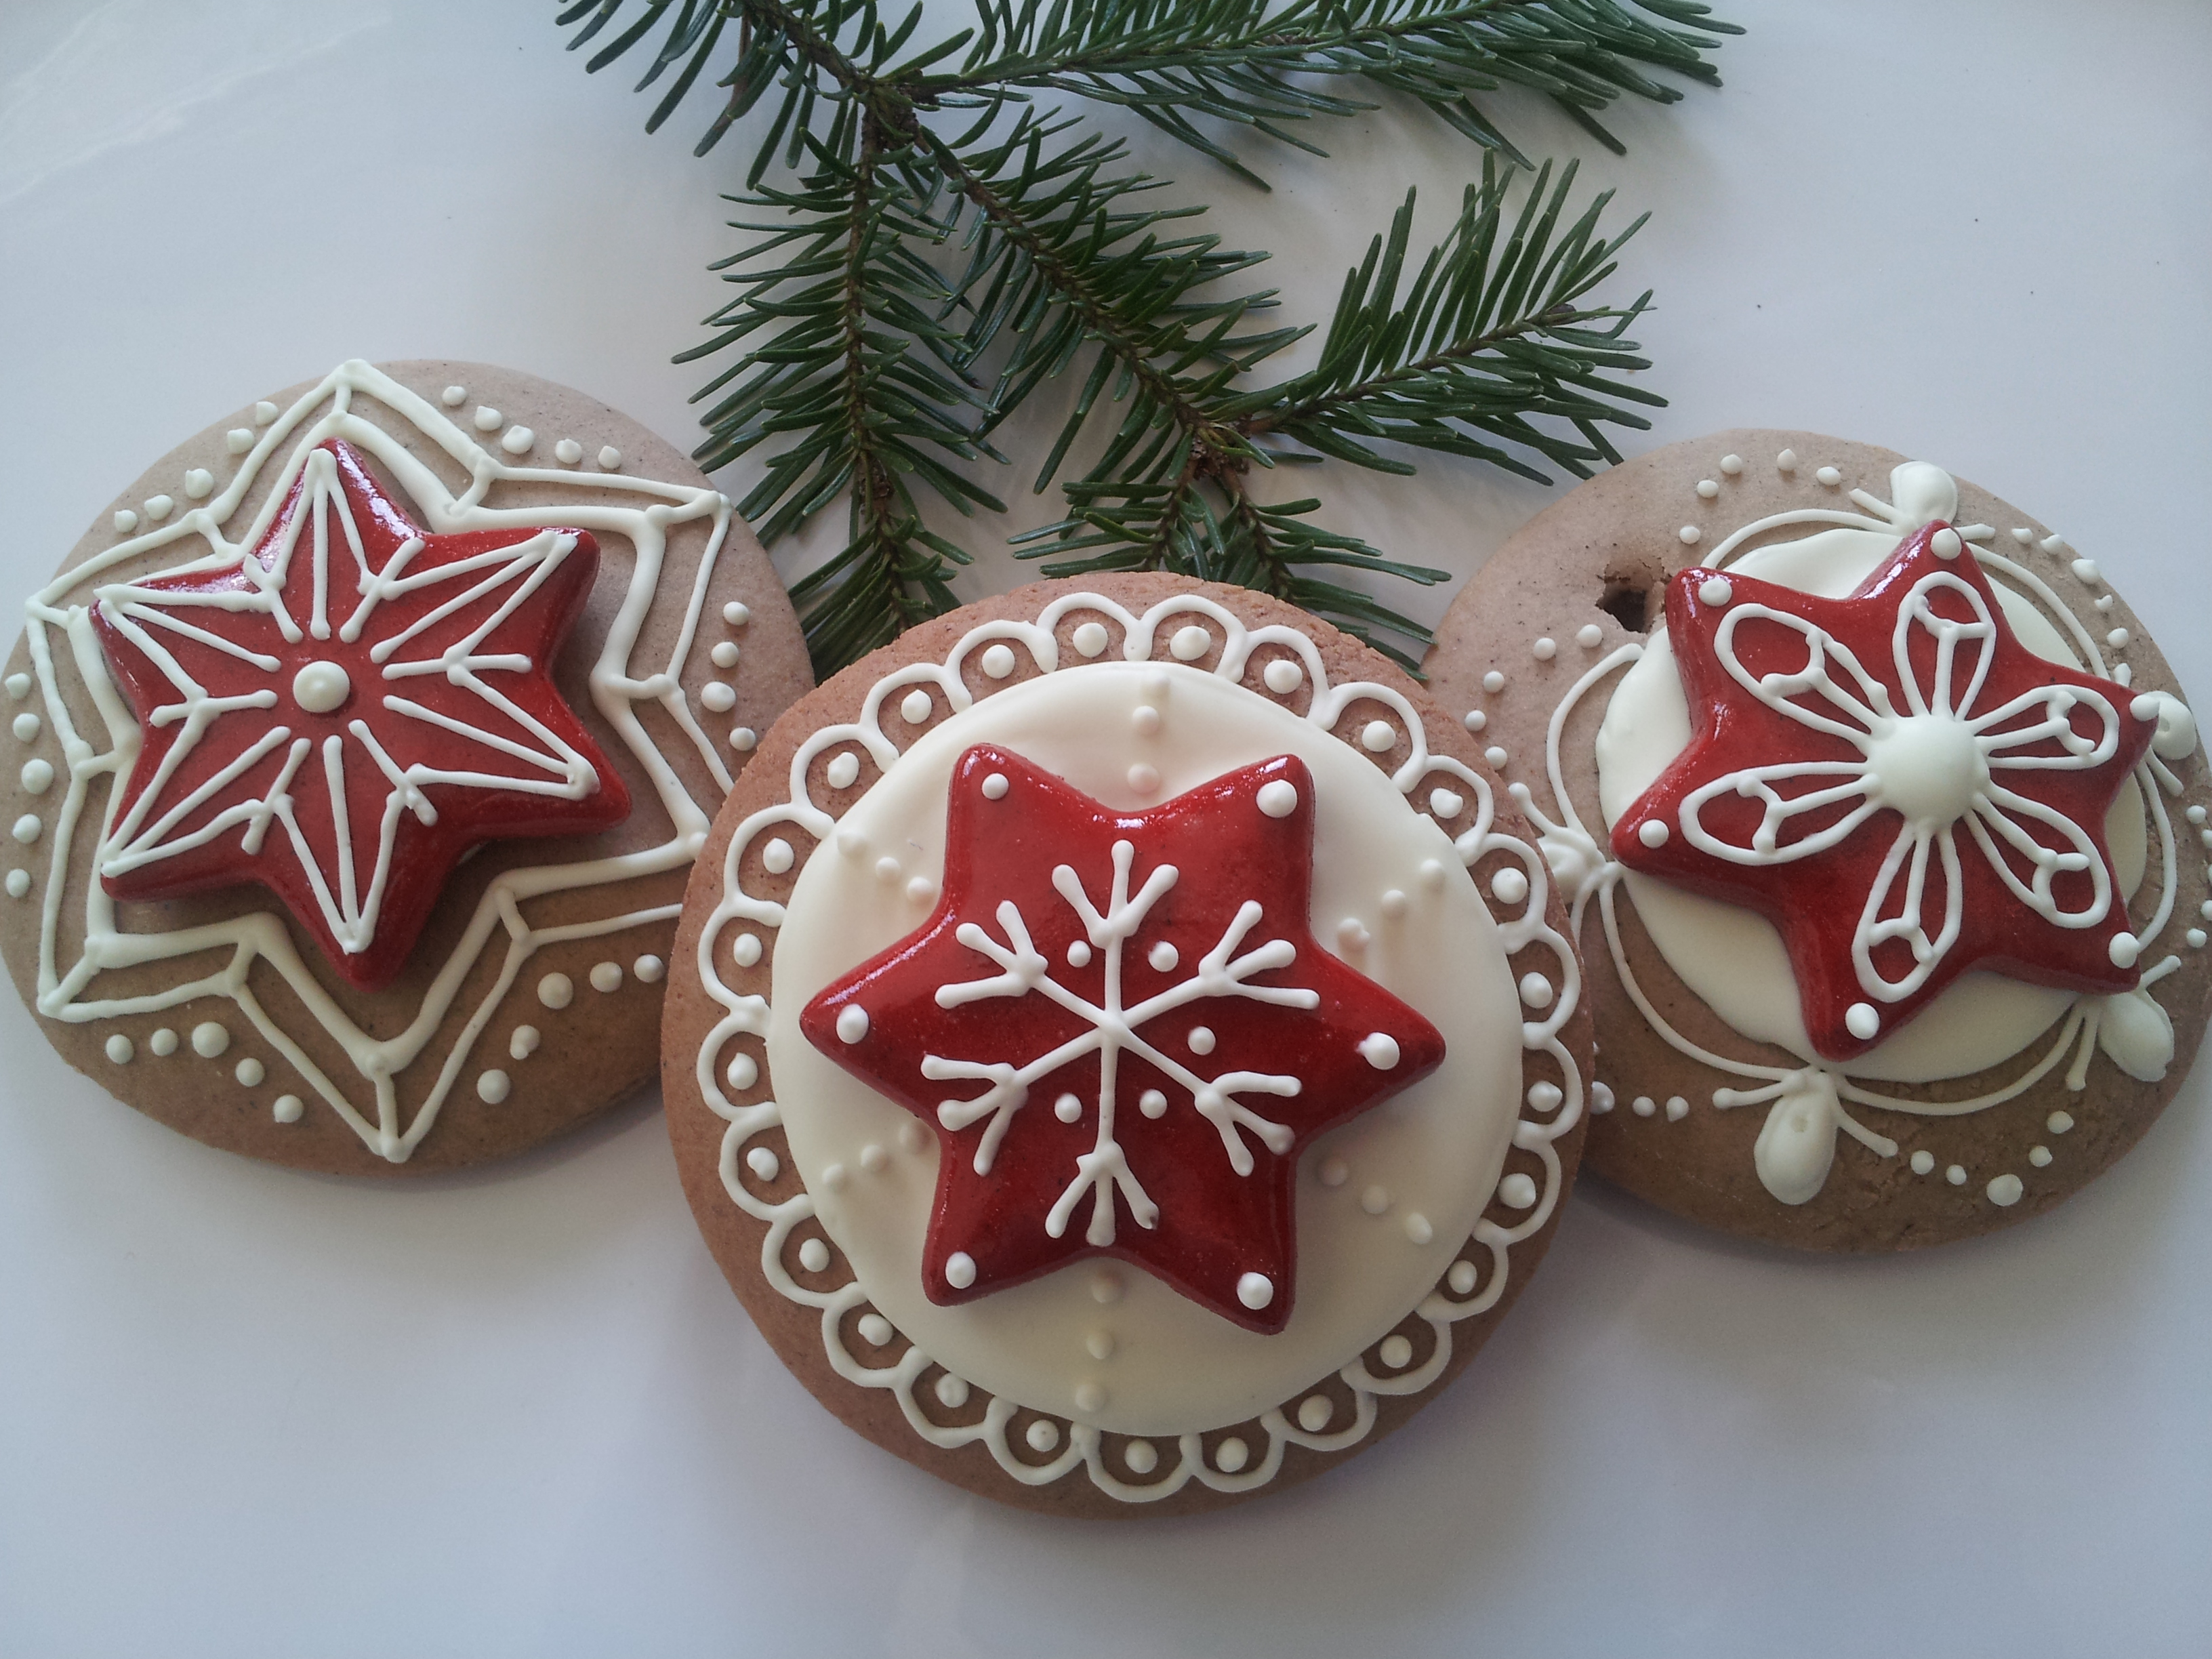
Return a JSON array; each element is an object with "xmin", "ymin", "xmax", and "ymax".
[
  {"xmin": 802, "ymin": 744, "xmax": 1446, "ymax": 1334},
  {"xmin": 1613, "ymin": 521, "xmax": 2155, "ymax": 1063},
  {"xmin": 92, "ymin": 438, "xmax": 630, "ymax": 989}
]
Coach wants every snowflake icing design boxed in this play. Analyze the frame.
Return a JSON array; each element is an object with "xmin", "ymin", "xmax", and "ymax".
[
  {"xmin": 1614, "ymin": 522, "xmax": 2156, "ymax": 1061},
  {"xmin": 92, "ymin": 438, "xmax": 629, "ymax": 988},
  {"xmin": 802, "ymin": 744, "xmax": 1446, "ymax": 1334}
]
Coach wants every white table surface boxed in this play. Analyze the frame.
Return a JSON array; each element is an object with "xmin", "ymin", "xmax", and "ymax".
[{"xmin": 3, "ymin": 2, "xmax": 2208, "ymax": 1654}]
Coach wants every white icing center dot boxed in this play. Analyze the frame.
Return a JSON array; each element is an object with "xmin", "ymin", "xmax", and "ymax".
[
  {"xmin": 1138, "ymin": 1088, "xmax": 1167, "ymax": 1118},
  {"xmin": 1864, "ymin": 714, "xmax": 1987, "ymax": 826},
  {"xmin": 1187, "ymin": 1026, "xmax": 1216, "ymax": 1056},
  {"xmin": 1360, "ymin": 720, "xmax": 1396, "ymax": 752},
  {"xmin": 291, "ymin": 660, "xmax": 351, "ymax": 714},
  {"xmin": 1235, "ymin": 1271, "xmax": 1275, "ymax": 1310},
  {"xmin": 1263, "ymin": 659, "xmax": 1303, "ymax": 695},
  {"xmin": 1147, "ymin": 941, "xmax": 1179, "ymax": 972},
  {"xmin": 1071, "ymin": 621, "xmax": 1109, "ymax": 657},
  {"xmin": 1123, "ymin": 1439, "xmax": 1158, "ymax": 1474},
  {"xmin": 1170, "ymin": 624, "xmax": 1211, "ymax": 661},
  {"xmin": 1054, "ymin": 1092, "xmax": 1082, "ymax": 1122}
]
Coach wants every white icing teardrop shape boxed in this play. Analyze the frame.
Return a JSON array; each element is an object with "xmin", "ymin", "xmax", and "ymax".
[
  {"xmin": 1887, "ymin": 461, "xmax": 1959, "ymax": 530},
  {"xmin": 2130, "ymin": 691, "xmax": 2196, "ymax": 761},
  {"xmin": 1752, "ymin": 1069, "xmax": 1844, "ymax": 1206},
  {"xmin": 2096, "ymin": 986, "xmax": 2173, "ymax": 1082}
]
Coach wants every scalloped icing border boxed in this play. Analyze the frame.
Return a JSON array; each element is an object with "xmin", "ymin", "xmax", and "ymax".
[{"xmin": 688, "ymin": 589, "xmax": 1584, "ymax": 1502}]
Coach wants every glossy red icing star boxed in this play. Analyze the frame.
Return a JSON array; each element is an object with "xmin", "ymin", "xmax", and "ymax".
[
  {"xmin": 802, "ymin": 745, "xmax": 1446, "ymax": 1334},
  {"xmin": 1614, "ymin": 522, "xmax": 2155, "ymax": 1062},
  {"xmin": 93, "ymin": 438, "xmax": 630, "ymax": 989}
]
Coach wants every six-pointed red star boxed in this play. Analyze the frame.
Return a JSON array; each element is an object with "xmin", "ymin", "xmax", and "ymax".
[
  {"xmin": 93, "ymin": 438, "xmax": 630, "ymax": 989},
  {"xmin": 802, "ymin": 744, "xmax": 1446, "ymax": 1334},
  {"xmin": 1614, "ymin": 522, "xmax": 2155, "ymax": 1062}
]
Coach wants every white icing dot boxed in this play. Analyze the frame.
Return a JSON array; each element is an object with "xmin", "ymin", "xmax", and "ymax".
[
  {"xmin": 510, "ymin": 1025, "xmax": 541, "ymax": 1061},
  {"xmin": 1632, "ymin": 1094, "xmax": 1656, "ymax": 1117},
  {"xmin": 441, "ymin": 386, "xmax": 466, "ymax": 407},
  {"xmin": 234, "ymin": 1057, "xmax": 265, "ymax": 1087},
  {"xmin": 733, "ymin": 933, "xmax": 762, "ymax": 968},
  {"xmin": 1678, "ymin": 526, "xmax": 1702, "ymax": 546},
  {"xmin": 1071, "ymin": 621, "xmax": 1110, "ymax": 657},
  {"xmin": 1910, "ymin": 1150, "xmax": 1935, "ymax": 1175},
  {"xmin": 1122, "ymin": 1439, "xmax": 1158, "ymax": 1474},
  {"xmin": 1637, "ymin": 819, "xmax": 1669, "ymax": 848},
  {"xmin": 1361, "ymin": 1185, "xmax": 1391, "ymax": 1216},
  {"xmin": 1126, "ymin": 763, "xmax": 1160, "ymax": 794},
  {"xmin": 1946, "ymin": 1164, "xmax": 1968, "ymax": 1186},
  {"xmin": 1130, "ymin": 705, "xmax": 1161, "ymax": 737},
  {"xmin": 980, "ymin": 642, "xmax": 1017, "ymax": 679},
  {"xmin": 858, "ymin": 1313, "xmax": 895, "ymax": 1347},
  {"xmin": 253, "ymin": 401, "xmax": 279, "ymax": 425},
  {"xmin": 722, "ymin": 601, "xmax": 752, "ymax": 628},
  {"xmin": 290, "ymin": 661, "xmax": 350, "ymax": 714},
  {"xmin": 190, "ymin": 1021, "xmax": 230, "ymax": 1058},
  {"xmin": 1576, "ymin": 623, "xmax": 1603, "ymax": 649},
  {"xmin": 710, "ymin": 640, "xmax": 741, "ymax": 669},
  {"xmin": 1664, "ymin": 1095, "xmax": 1689, "ymax": 1122},
  {"xmin": 1139, "ymin": 1088, "xmax": 1166, "ymax": 1119},
  {"xmin": 1591, "ymin": 1082, "xmax": 1614, "ymax": 1114},
  {"xmin": 1816, "ymin": 466, "xmax": 1843, "ymax": 488},
  {"xmin": 1073, "ymin": 1382, "xmax": 1105, "ymax": 1414},
  {"xmin": 1066, "ymin": 939, "xmax": 1092, "ymax": 968},
  {"xmin": 935, "ymin": 1372, "xmax": 971, "ymax": 1408},
  {"xmin": 2040, "ymin": 535, "xmax": 2070, "ymax": 556},
  {"xmin": 1496, "ymin": 1172, "xmax": 1538, "ymax": 1210},
  {"xmin": 2107, "ymin": 628, "xmax": 2131, "ymax": 651},
  {"xmin": 1987, "ymin": 1174, "xmax": 2024, "ymax": 1207},
  {"xmin": 2188, "ymin": 806, "xmax": 2207, "ymax": 825},
  {"xmin": 825, "ymin": 751, "xmax": 861, "ymax": 790},
  {"xmin": 836, "ymin": 1004, "xmax": 870, "ymax": 1044},
  {"xmin": 104, "ymin": 1033, "xmax": 134, "ymax": 1065},
  {"xmin": 728, "ymin": 727, "xmax": 757, "ymax": 752},
  {"xmin": 1298, "ymin": 1395, "xmax": 1333, "ymax": 1433},
  {"xmin": 2047, "ymin": 1110, "xmax": 2075, "ymax": 1134},
  {"xmin": 1484, "ymin": 745, "xmax": 1509, "ymax": 770},
  {"xmin": 1214, "ymin": 1437, "xmax": 1250, "ymax": 1473},
  {"xmin": 1147, "ymin": 941, "xmax": 1179, "ymax": 972},
  {"xmin": 1448, "ymin": 1260, "xmax": 1479, "ymax": 1294},
  {"xmin": 1481, "ymin": 671, "xmax": 1506, "ymax": 694},
  {"xmin": 1532, "ymin": 637, "xmax": 1557, "ymax": 661},
  {"xmin": 1518, "ymin": 972, "xmax": 1553, "ymax": 1009},
  {"xmin": 1263, "ymin": 659, "xmax": 1303, "ymax": 695},
  {"xmin": 2189, "ymin": 929, "xmax": 2207, "ymax": 949},
  {"xmin": 589, "ymin": 961, "xmax": 623, "ymax": 994},
  {"xmin": 1776, "ymin": 449, "xmax": 1798, "ymax": 473},
  {"xmin": 1527, "ymin": 1081, "xmax": 1563, "ymax": 1113},
  {"xmin": 1378, "ymin": 1335, "xmax": 1414, "ymax": 1370},
  {"xmin": 726, "ymin": 1052, "xmax": 759, "ymax": 1090},
  {"xmin": 272, "ymin": 1094, "xmax": 304, "ymax": 1124},
  {"xmin": 1358, "ymin": 1032, "xmax": 1401, "ymax": 1069},
  {"xmin": 1054, "ymin": 1092, "xmax": 1082, "ymax": 1122},
  {"xmin": 1169, "ymin": 624, "xmax": 1211, "ymax": 661},
  {"xmin": 12, "ymin": 711, "xmax": 40, "ymax": 741},
  {"xmin": 1429, "ymin": 787, "xmax": 1464, "ymax": 819},
  {"xmin": 1846, "ymin": 1002, "xmax": 1881, "ymax": 1040},
  {"xmin": 2108, "ymin": 932, "xmax": 2140, "ymax": 968},
  {"xmin": 2011, "ymin": 527, "xmax": 2034, "ymax": 544},
  {"xmin": 1696, "ymin": 479, "xmax": 1721, "ymax": 501},
  {"xmin": 1720, "ymin": 454, "xmax": 1744, "ymax": 475},
  {"xmin": 1090, "ymin": 1269, "xmax": 1123, "ymax": 1304},
  {"xmin": 537, "ymin": 972, "xmax": 575, "ymax": 1010},
  {"xmin": 144, "ymin": 495, "xmax": 173, "ymax": 521},
  {"xmin": 1256, "ymin": 779, "xmax": 1299, "ymax": 818},
  {"xmin": 821, "ymin": 1163, "xmax": 848, "ymax": 1191},
  {"xmin": 899, "ymin": 688, "xmax": 933, "ymax": 724},
  {"xmin": 1026, "ymin": 1418, "xmax": 1061, "ymax": 1454},
  {"xmin": 1187, "ymin": 1026, "xmax": 1216, "ymax": 1057},
  {"xmin": 554, "ymin": 438, "xmax": 583, "ymax": 465},
  {"xmin": 3, "ymin": 869, "xmax": 26, "ymax": 898},
  {"xmin": 798, "ymin": 1238, "xmax": 832, "ymax": 1273},
  {"xmin": 762, "ymin": 838, "xmax": 795, "ymax": 874},
  {"xmin": 598, "ymin": 447, "xmax": 623, "ymax": 471},
  {"xmin": 906, "ymin": 876, "xmax": 937, "ymax": 905},
  {"xmin": 1697, "ymin": 577, "xmax": 1733, "ymax": 608},
  {"xmin": 1490, "ymin": 867, "xmax": 1529, "ymax": 905},
  {"xmin": 1235, "ymin": 1271, "xmax": 1275, "ymax": 1310},
  {"xmin": 634, "ymin": 955, "xmax": 664, "ymax": 984},
  {"xmin": 1462, "ymin": 709, "xmax": 1488, "ymax": 733},
  {"xmin": 1931, "ymin": 527, "xmax": 1962, "ymax": 560},
  {"xmin": 20, "ymin": 760, "xmax": 52, "ymax": 794},
  {"xmin": 148, "ymin": 1028, "xmax": 176, "ymax": 1057},
  {"xmin": 3, "ymin": 674, "xmax": 26, "ymax": 699},
  {"xmin": 745, "ymin": 1147, "xmax": 780, "ymax": 1182},
  {"xmin": 701, "ymin": 682, "xmax": 737, "ymax": 713},
  {"xmin": 183, "ymin": 469, "xmax": 214, "ymax": 500},
  {"xmin": 981, "ymin": 771, "xmax": 1009, "ymax": 800},
  {"xmin": 1318, "ymin": 1155, "xmax": 1349, "ymax": 1187},
  {"xmin": 1337, "ymin": 917, "xmax": 1370, "ymax": 954},
  {"xmin": 1403, "ymin": 1212, "xmax": 1434, "ymax": 1244},
  {"xmin": 226, "ymin": 428, "xmax": 253, "ymax": 456},
  {"xmin": 500, "ymin": 426, "xmax": 535, "ymax": 455},
  {"xmin": 114, "ymin": 510, "xmax": 139, "ymax": 534},
  {"xmin": 473, "ymin": 405, "xmax": 502, "ymax": 432},
  {"xmin": 2029, "ymin": 1145, "xmax": 2053, "ymax": 1168},
  {"xmin": 2072, "ymin": 558, "xmax": 2102, "ymax": 585},
  {"xmin": 476, "ymin": 1069, "xmax": 510, "ymax": 1104}
]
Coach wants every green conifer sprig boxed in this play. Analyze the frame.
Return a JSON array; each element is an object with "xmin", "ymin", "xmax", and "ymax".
[{"xmin": 558, "ymin": 0, "xmax": 1737, "ymax": 673}]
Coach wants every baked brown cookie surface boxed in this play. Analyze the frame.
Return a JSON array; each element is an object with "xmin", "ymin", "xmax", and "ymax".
[
  {"xmin": 0, "ymin": 360, "xmax": 811, "ymax": 1173},
  {"xmin": 661, "ymin": 575, "xmax": 1591, "ymax": 1515},
  {"xmin": 1427, "ymin": 432, "xmax": 2209, "ymax": 1250}
]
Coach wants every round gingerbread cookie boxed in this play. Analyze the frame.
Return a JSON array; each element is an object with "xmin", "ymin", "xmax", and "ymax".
[
  {"xmin": 659, "ymin": 575, "xmax": 1591, "ymax": 1514},
  {"xmin": 0, "ymin": 359, "xmax": 811, "ymax": 1174},
  {"xmin": 1426, "ymin": 431, "xmax": 2209, "ymax": 1250}
]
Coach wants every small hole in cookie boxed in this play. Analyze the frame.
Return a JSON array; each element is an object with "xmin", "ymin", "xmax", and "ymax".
[{"xmin": 1598, "ymin": 580, "xmax": 1650, "ymax": 634}]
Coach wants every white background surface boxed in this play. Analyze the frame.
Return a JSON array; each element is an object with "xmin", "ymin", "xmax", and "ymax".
[{"xmin": 2, "ymin": 2, "xmax": 2209, "ymax": 1654}]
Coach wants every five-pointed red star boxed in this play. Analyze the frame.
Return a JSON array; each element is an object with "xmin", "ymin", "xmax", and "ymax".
[
  {"xmin": 802, "ymin": 744, "xmax": 1446, "ymax": 1334},
  {"xmin": 93, "ymin": 438, "xmax": 630, "ymax": 989},
  {"xmin": 1613, "ymin": 522, "xmax": 2154, "ymax": 1062}
]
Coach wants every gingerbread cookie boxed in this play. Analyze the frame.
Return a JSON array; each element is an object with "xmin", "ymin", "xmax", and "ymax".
[
  {"xmin": 659, "ymin": 575, "xmax": 1591, "ymax": 1514},
  {"xmin": 0, "ymin": 359, "xmax": 810, "ymax": 1173},
  {"xmin": 1427, "ymin": 432, "xmax": 2209, "ymax": 1249}
]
